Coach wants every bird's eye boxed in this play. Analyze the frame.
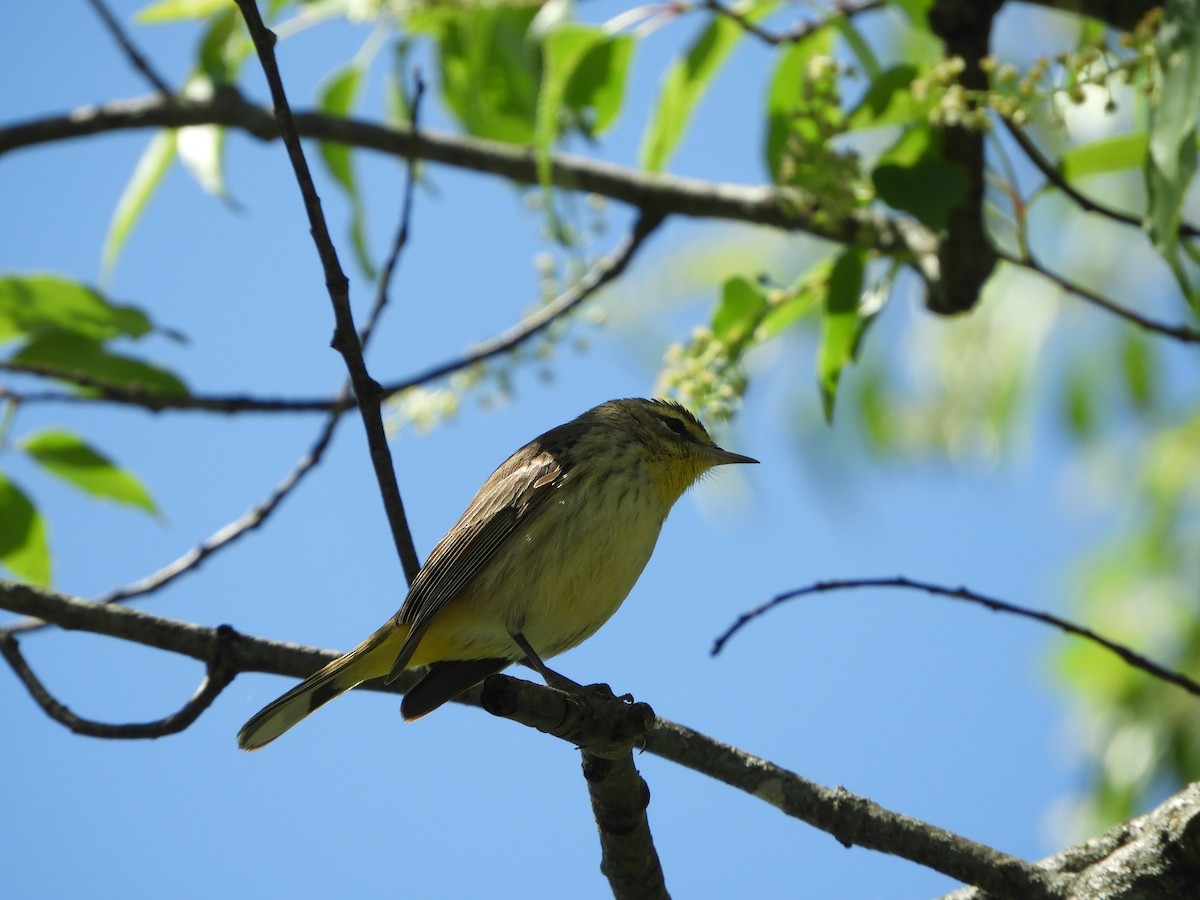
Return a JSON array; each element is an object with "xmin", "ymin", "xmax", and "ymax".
[{"xmin": 658, "ymin": 415, "xmax": 690, "ymax": 438}]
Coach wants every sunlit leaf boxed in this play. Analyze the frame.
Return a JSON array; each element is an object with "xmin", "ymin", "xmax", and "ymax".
[
  {"xmin": 872, "ymin": 123, "xmax": 968, "ymax": 230},
  {"xmin": 318, "ymin": 64, "xmax": 375, "ymax": 279},
  {"xmin": 847, "ymin": 65, "xmax": 924, "ymax": 131},
  {"xmin": 1059, "ymin": 134, "xmax": 1148, "ymax": 181},
  {"xmin": 14, "ymin": 333, "xmax": 188, "ymax": 396},
  {"xmin": 712, "ymin": 276, "xmax": 767, "ymax": 352},
  {"xmin": 1121, "ymin": 331, "xmax": 1157, "ymax": 412},
  {"xmin": 893, "ymin": 0, "xmax": 934, "ymax": 27},
  {"xmin": 642, "ymin": 1, "xmax": 778, "ymax": 172},
  {"xmin": 0, "ymin": 474, "xmax": 50, "ymax": 586},
  {"xmin": 562, "ymin": 30, "xmax": 634, "ymax": 137},
  {"xmin": 764, "ymin": 25, "xmax": 834, "ymax": 181},
  {"xmin": 136, "ymin": 0, "xmax": 231, "ymax": 24},
  {"xmin": 427, "ymin": 5, "xmax": 542, "ymax": 144},
  {"xmin": 1144, "ymin": 0, "xmax": 1200, "ymax": 303},
  {"xmin": 0, "ymin": 275, "xmax": 152, "ymax": 345},
  {"xmin": 102, "ymin": 130, "xmax": 177, "ymax": 283},
  {"xmin": 832, "ymin": 15, "xmax": 880, "ymax": 80},
  {"xmin": 757, "ymin": 264, "xmax": 828, "ymax": 340},
  {"xmin": 20, "ymin": 430, "xmax": 159, "ymax": 515},
  {"xmin": 817, "ymin": 248, "xmax": 866, "ymax": 422}
]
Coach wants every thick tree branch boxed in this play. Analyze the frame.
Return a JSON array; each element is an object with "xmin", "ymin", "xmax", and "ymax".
[
  {"xmin": 944, "ymin": 783, "xmax": 1200, "ymax": 900},
  {"xmin": 0, "ymin": 91, "xmax": 938, "ymax": 275},
  {"xmin": 927, "ymin": 0, "xmax": 1003, "ymax": 315},
  {"xmin": 7, "ymin": 577, "xmax": 1198, "ymax": 896}
]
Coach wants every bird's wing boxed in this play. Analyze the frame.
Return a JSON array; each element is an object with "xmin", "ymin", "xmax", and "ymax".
[{"xmin": 383, "ymin": 436, "xmax": 571, "ymax": 682}]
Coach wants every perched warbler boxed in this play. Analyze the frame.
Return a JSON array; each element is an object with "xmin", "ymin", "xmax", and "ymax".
[{"xmin": 237, "ymin": 397, "xmax": 756, "ymax": 750}]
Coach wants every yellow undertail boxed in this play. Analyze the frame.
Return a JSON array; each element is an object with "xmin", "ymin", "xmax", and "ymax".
[{"xmin": 237, "ymin": 622, "xmax": 409, "ymax": 751}]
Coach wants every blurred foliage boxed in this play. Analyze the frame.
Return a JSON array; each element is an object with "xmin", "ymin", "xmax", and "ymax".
[{"xmin": 5, "ymin": 0, "xmax": 1197, "ymax": 833}]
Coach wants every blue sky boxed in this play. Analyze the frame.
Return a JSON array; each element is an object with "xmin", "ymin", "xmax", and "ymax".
[{"xmin": 0, "ymin": 2, "xmax": 1139, "ymax": 897}]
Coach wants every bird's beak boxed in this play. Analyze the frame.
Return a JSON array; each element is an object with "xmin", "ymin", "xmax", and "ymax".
[{"xmin": 707, "ymin": 446, "xmax": 759, "ymax": 466}]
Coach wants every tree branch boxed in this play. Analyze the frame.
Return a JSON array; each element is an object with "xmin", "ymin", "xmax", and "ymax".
[
  {"xmin": 926, "ymin": 0, "xmax": 1003, "ymax": 315},
  {"xmin": 84, "ymin": 0, "xmax": 173, "ymax": 97},
  {"xmin": 996, "ymin": 250, "xmax": 1200, "ymax": 344},
  {"xmin": 0, "ymin": 577, "xmax": 1055, "ymax": 894},
  {"xmin": 943, "ymin": 782, "xmax": 1200, "ymax": 900},
  {"xmin": 713, "ymin": 577, "xmax": 1200, "ymax": 698},
  {"xmin": 233, "ymin": 0, "xmax": 420, "ymax": 583},
  {"xmin": 0, "ymin": 627, "xmax": 235, "ymax": 739},
  {"xmin": 0, "ymin": 91, "xmax": 938, "ymax": 273},
  {"xmin": 1003, "ymin": 119, "xmax": 1200, "ymax": 239}
]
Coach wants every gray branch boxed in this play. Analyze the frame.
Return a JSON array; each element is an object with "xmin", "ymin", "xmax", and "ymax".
[{"xmin": 0, "ymin": 90, "xmax": 939, "ymax": 279}]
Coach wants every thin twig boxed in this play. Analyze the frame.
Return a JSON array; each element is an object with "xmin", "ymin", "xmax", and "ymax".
[
  {"xmin": 84, "ymin": 0, "xmax": 174, "ymax": 97},
  {"xmin": 0, "ymin": 212, "xmax": 667, "ymax": 418},
  {"xmin": 712, "ymin": 576, "xmax": 1200, "ymax": 698},
  {"xmin": 0, "ymin": 73, "xmax": 435, "ymax": 631},
  {"xmin": 996, "ymin": 249, "xmax": 1200, "ymax": 344},
  {"xmin": 377, "ymin": 210, "xmax": 667, "ymax": 395},
  {"xmin": 701, "ymin": 0, "xmax": 885, "ymax": 45},
  {"xmin": 0, "ymin": 627, "xmax": 235, "ymax": 738},
  {"xmin": 234, "ymin": 0, "xmax": 421, "ymax": 583},
  {"xmin": 1003, "ymin": 119, "xmax": 1200, "ymax": 239}
]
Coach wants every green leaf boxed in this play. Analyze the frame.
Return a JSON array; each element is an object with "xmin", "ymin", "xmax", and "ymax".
[
  {"xmin": 13, "ymin": 333, "xmax": 188, "ymax": 396},
  {"xmin": 712, "ymin": 276, "xmax": 768, "ymax": 352},
  {"xmin": 102, "ymin": 130, "xmax": 177, "ymax": 283},
  {"xmin": 0, "ymin": 474, "xmax": 50, "ymax": 586},
  {"xmin": 764, "ymin": 25, "xmax": 835, "ymax": 181},
  {"xmin": 562, "ymin": 31, "xmax": 634, "ymax": 137},
  {"xmin": 832, "ymin": 15, "xmax": 880, "ymax": 81},
  {"xmin": 758, "ymin": 260, "xmax": 833, "ymax": 339},
  {"xmin": 817, "ymin": 248, "xmax": 866, "ymax": 422},
  {"xmin": 872, "ymin": 124, "xmax": 968, "ymax": 230},
  {"xmin": 317, "ymin": 64, "xmax": 375, "ymax": 279},
  {"xmin": 429, "ymin": 5, "xmax": 542, "ymax": 144},
  {"xmin": 136, "ymin": 0, "xmax": 230, "ymax": 23},
  {"xmin": 1144, "ymin": 0, "xmax": 1200, "ymax": 304},
  {"xmin": 1120, "ymin": 331, "xmax": 1157, "ymax": 412},
  {"xmin": 0, "ymin": 275, "xmax": 152, "ymax": 345},
  {"xmin": 197, "ymin": 7, "xmax": 249, "ymax": 86},
  {"xmin": 1059, "ymin": 134, "xmax": 1148, "ymax": 181},
  {"xmin": 893, "ymin": 0, "xmax": 934, "ymax": 27},
  {"xmin": 847, "ymin": 65, "xmax": 924, "ymax": 131},
  {"xmin": 20, "ymin": 430, "xmax": 159, "ymax": 515},
  {"xmin": 642, "ymin": 1, "xmax": 778, "ymax": 172}
]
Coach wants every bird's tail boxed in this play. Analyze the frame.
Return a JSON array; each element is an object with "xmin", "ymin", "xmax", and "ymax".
[{"xmin": 237, "ymin": 623, "xmax": 405, "ymax": 751}]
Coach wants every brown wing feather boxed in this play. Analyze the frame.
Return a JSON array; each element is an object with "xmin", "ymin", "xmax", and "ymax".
[{"xmin": 383, "ymin": 425, "xmax": 577, "ymax": 683}]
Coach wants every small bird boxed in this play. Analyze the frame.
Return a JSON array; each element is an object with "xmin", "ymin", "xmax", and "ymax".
[{"xmin": 237, "ymin": 397, "xmax": 756, "ymax": 750}]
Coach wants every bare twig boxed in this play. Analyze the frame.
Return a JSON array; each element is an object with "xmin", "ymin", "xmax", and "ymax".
[
  {"xmin": 996, "ymin": 249, "xmax": 1200, "ymax": 344},
  {"xmin": 2, "ymin": 80, "xmax": 432, "ymax": 635},
  {"xmin": 1003, "ymin": 119, "xmax": 1200, "ymax": 239},
  {"xmin": 0, "ymin": 627, "xmax": 235, "ymax": 739},
  {"xmin": 84, "ymin": 0, "xmax": 173, "ymax": 96},
  {"xmin": 233, "ymin": 0, "xmax": 421, "ymax": 583},
  {"xmin": 0, "ymin": 210, "xmax": 667, "ymax": 420},
  {"xmin": 378, "ymin": 210, "xmax": 667, "ymax": 395},
  {"xmin": 713, "ymin": 576, "xmax": 1200, "ymax": 698},
  {"xmin": 701, "ymin": 0, "xmax": 886, "ymax": 45}
]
